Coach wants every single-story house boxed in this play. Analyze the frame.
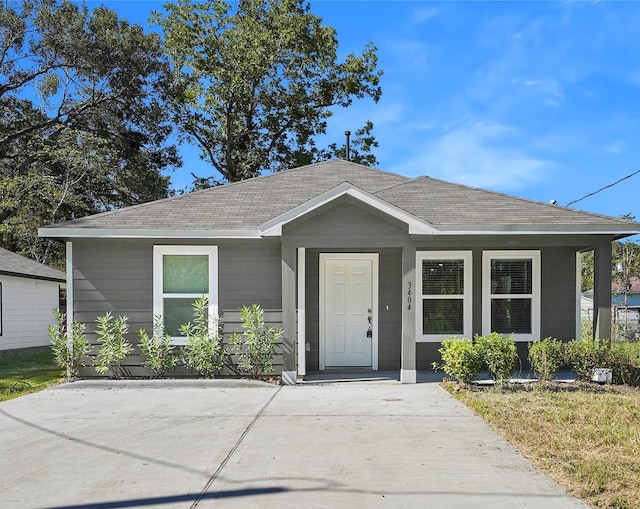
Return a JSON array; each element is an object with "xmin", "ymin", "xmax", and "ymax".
[
  {"xmin": 0, "ymin": 247, "xmax": 66, "ymax": 351},
  {"xmin": 39, "ymin": 160, "xmax": 640, "ymax": 382}
]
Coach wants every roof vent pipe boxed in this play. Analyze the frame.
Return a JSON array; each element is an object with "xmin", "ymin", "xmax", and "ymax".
[{"xmin": 345, "ymin": 131, "xmax": 351, "ymax": 162}]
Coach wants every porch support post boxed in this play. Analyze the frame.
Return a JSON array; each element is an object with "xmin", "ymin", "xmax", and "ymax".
[
  {"xmin": 297, "ymin": 247, "xmax": 306, "ymax": 378},
  {"xmin": 281, "ymin": 243, "xmax": 297, "ymax": 384},
  {"xmin": 401, "ymin": 245, "xmax": 416, "ymax": 383},
  {"xmin": 593, "ymin": 242, "xmax": 612, "ymax": 340},
  {"xmin": 575, "ymin": 251, "xmax": 583, "ymax": 340}
]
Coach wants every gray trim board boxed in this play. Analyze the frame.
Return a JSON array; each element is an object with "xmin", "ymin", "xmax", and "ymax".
[{"xmin": 0, "ymin": 270, "xmax": 65, "ymax": 283}]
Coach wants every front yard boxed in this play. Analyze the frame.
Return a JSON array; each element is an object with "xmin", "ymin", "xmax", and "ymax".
[
  {"xmin": 0, "ymin": 348, "xmax": 64, "ymax": 402},
  {"xmin": 3, "ymin": 346, "xmax": 640, "ymax": 508},
  {"xmin": 450, "ymin": 382, "xmax": 640, "ymax": 509}
]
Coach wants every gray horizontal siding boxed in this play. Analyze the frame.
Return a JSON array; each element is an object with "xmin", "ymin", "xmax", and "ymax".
[
  {"xmin": 305, "ymin": 249, "xmax": 320, "ymax": 372},
  {"xmin": 414, "ymin": 234, "xmax": 612, "ymax": 250},
  {"xmin": 72, "ymin": 240, "xmax": 151, "ymax": 352},
  {"xmin": 72, "ymin": 238, "xmax": 283, "ymax": 377},
  {"xmin": 417, "ymin": 343, "xmax": 442, "ymax": 371},
  {"xmin": 378, "ymin": 250, "xmax": 402, "ymax": 370},
  {"xmin": 284, "ymin": 200, "xmax": 409, "ymax": 248},
  {"xmin": 541, "ymin": 247, "xmax": 578, "ymax": 341},
  {"xmin": 218, "ymin": 242, "xmax": 282, "ymax": 310}
]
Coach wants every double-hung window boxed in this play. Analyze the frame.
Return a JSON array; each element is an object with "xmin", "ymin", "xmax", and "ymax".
[
  {"xmin": 417, "ymin": 251, "xmax": 472, "ymax": 342},
  {"xmin": 153, "ymin": 246, "xmax": 218, "ymax": 343},
  {"xmin": 482, "ymin": 250, "xmax": 540, "ymax": 341}
]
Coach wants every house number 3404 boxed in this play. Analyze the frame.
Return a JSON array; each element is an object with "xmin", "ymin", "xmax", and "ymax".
[{"xmin": 407, "ymin": 281, "xmax": 412, "ymax": 310}]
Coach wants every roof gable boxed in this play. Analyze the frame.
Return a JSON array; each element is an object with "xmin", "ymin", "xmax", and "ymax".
[{"xmin": 260, "ymin": 182, "xmax": 436, "ymax": 236}]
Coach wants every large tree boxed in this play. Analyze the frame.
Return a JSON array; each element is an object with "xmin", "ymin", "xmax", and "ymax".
[
  {"xmin": 0, "ymin": 0, "xmax": 180, "ymax": 267},
  {"xmin": 156, "ymin": 0, "xmax": 382, "ymax": 185}
]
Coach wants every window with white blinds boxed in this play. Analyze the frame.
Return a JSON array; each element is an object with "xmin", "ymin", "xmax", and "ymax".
[
  {"xmin": 417, "ymin": 251, "xmax": 472, "ymax": 342},
  {"xmin": 482, "ymin": 251, "xmax": 540, "ymax": 341}
]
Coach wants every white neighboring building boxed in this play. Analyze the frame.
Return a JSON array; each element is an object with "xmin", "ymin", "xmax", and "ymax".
[
  {"xmin": 0, "ymin": 247, "xmax": 65, "ymax": 351},
  {"xmin": 581, "ymin": 293, "xmax": 640, "ymax": 341}
]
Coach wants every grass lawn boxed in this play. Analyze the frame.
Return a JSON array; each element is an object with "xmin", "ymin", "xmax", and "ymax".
[
  {"xmin": 0, "ymin": 348, "xmax": 65, "ymax": 402},
  {"xmin": 449, "ymin": 382, "xmax": 640, "ymax": 509}
]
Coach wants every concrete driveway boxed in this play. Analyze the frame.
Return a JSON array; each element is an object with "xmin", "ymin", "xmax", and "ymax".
[{"xmin": 0, "ymin": 379, "xmax": 588, "ymax": 509}]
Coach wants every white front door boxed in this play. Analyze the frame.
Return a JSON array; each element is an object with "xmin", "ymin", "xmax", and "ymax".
[{"xmin": 320, "ymin": 254, "xmax": 378, "ymax": 369}]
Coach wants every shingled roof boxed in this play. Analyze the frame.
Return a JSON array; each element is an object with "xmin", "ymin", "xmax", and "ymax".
[
  {"xmin": 0, "ymin": 247, "xmax": 65, "ymax": 282},
  {"xmin": 374, "ymin": 176, "xmax": 633, "ymax": 230},
  {"xmin": 40, "ymin": 160, "xmax": 640, "ymax": 238}
]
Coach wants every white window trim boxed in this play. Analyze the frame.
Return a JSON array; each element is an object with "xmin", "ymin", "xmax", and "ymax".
[
  {"xmin": 482, "ymin": 250, "xmax": 540, "ymax": 341},
  {"xmin": 153, "ymin": 245, "xmax": 218, "ymax": 344},
  {"xmin": 416, "ymin": 251, "xmax": 473, "ymax": 343}
]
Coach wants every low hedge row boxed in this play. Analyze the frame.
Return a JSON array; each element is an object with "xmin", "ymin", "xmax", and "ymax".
[{"xmin": 436, "ymin": 334, "xmax": 640, "ymax": 387}]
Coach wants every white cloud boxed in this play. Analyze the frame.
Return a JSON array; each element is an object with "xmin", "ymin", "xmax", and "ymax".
[
  {"xmin": 531, "ymin": 132, "xmax": 584, "ymax": 154},
  {"xmin": 368, "ymin": 100, "xmax": 405, "ymax": 126},
  {"xmin": 629, "ymin": 70, "xmax": 640, "ymax": 85},
  {"xmin": 323, "ymin": 99, "xmax": 404, "ymax": 135},
  {"xmin": 411, "ymin": 7, "xmax": 439, "ymax": 25},
  {"xmin": 603, "ymin": 141, "xmax": 625, "ymax": 154},
  {"xmin": 385, "ymin": 37, "xmax": 430, "ymax": 70},
  {"xmin": 395, "ymin": 121, "xmax": 551, "ymax": 190},
  {"xmin": 520, "ymin": 78, "xmax": 564, "ymax": 102}
]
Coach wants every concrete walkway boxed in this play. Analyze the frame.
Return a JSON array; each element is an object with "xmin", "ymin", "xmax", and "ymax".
[{"xmin": 0, "ymin": 380, "xmax": 588, "ymax": 509}]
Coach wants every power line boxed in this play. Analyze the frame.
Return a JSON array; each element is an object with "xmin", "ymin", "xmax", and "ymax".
[{"xmin": 566, "ymin": 168, "xmax": 640, "ymax": 207}]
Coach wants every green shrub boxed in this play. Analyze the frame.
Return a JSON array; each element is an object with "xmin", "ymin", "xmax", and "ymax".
[
  {"xmin": 93, "ymin": 312, "xmax": 132, "ymax": 379},
  {"xmin": 180, "ymin": 297, "xmax": 225, "ymax": 378},
  {"xmin": 475, "ymin": 332, "xmax": 518, "ymax": 382},
  {"xmin": 137, "ymin": 315, "xmax": 177, "ymax": 378},
  {"xmin": 564, "ymin": 338, "xmax": 610, "ymax": 381},
  {"xmin": 48, "ymin": 308, "xmax": 88, "ymax": 379},
  {"xmin": 565, "ymin": 338, "xmax": 640, "ymax": 386},
  {"xmin": 230, "ymin": 304, "xmax": 283, "ymax": 379},
  {"xmin": 609, "ymin": 341, "xmax": 640, "ymax": 386},
  {"xmin": 435, "ymin": 337, "xmax": 482, "ymax": 385},
  {"xmin": 528, "ymin": 337, "xmax": 565, "ymax": 381},
  {"xmin": 580, "ymin": 318, "xmax": 594, "ymax": 342}
]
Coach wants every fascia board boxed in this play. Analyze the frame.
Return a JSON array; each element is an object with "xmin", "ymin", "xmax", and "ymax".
[
  {"xmin": 0, "ymin": 270, "xmax": 66, "ymax": 283},
  {"xmin": 38, "ymin": 227, "xmax": 262, "ymax": 239},
  {"xmin": 426, "ymin": 225, "xmax": 640, "ymax": 235},
  {"xmin": 259, "ymin": 182, "xmax": 437, "ymax": 236}
]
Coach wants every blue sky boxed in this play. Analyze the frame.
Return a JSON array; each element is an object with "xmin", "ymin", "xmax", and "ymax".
[{"xmin": 94, "ymin": 0, "xmax": 640, "ymax": 222}]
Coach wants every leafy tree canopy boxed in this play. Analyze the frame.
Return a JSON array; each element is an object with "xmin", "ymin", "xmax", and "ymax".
[
  {"xmin": 156, "ymin": 0, "xmax": 382, "ymax": 186},
  {"xmin": 0, "ymin": 0, "xmax": 180, "ymax": 267}
]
